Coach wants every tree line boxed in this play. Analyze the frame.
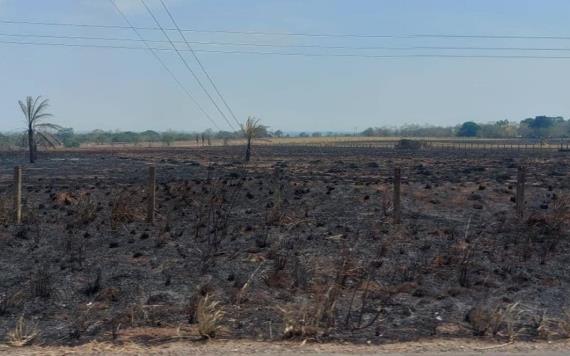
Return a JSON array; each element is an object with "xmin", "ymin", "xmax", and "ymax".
[
  {"xmin": 3, "ymin": 96, "xmax": 570, "ymax": 160},
  {"xmin": 3, "ymin": 96, "xmax": 268, "ymax": 163},
  {"xmin": 0, "ymin": 127, "xmax": 264, "ymax": 149},
  {"xmin": 361, "ymin": 116, "xmax": 570, "ymax": 139},
  {"xmin": 3, "ymin": 115, "xmax": 569, "ymax": 152}
]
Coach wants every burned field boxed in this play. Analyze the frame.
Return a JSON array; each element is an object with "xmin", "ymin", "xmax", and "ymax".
[{"xmin": 0, "ymin": 146, "xmax": 569, "ymax": 346}]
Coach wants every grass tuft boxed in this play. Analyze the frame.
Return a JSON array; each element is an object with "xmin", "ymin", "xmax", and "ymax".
[
  {"xmin": 197, "ymin": 294, "xmax": 224, "ymax": 339},
  {"xmin": 6, "ymin": 316, "xmax": 38, "ymax": 347}
]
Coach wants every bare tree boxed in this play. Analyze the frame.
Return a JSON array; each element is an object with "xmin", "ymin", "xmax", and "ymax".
[
  {"xmin": 19, "ymin": 96, "xmax": 61, "ymax": 163},
  {"xmin": 242, "ymin": 116, "xmax": 263, "ymax": 162}
]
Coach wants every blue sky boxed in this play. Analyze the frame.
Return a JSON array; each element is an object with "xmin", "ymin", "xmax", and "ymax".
[{"xmin": 1, "ymin": 0, "xmax": 570, "ymax": 132}]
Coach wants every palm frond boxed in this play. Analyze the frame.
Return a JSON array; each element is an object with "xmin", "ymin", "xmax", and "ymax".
[
  {"xmin": 34, "ymin": 123, "xmax": 61, "ymax": 130},
  {"xmin": 242, "ymin": 116, "xmax": 263, "ymax": 140},
  {"xmin": 18, "ymin": 96, "xmax": 61, "ymax": 160},
  {"xmin": 18, "ymin": 100, "xmax": 29, "ymax": 124},
  {"xmin": 26, "ymin": 96, "xmax": 34, "ymax": 124},
  {"xmin": 33, "ymin": 112, "xmax": 53, "ymax": 121},
  {"xmin": 32, "ymin": 98, "xmax": 50, "ymax": 123},
  {"xmin": 19, "ymin": 95, "xmax": 56, "ymax": 128},
  {"xmin": 36, "ymin": 131, "xmax": 61, "ymax": 148}
]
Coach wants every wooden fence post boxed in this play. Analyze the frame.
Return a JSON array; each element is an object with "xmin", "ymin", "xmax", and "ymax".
[
  {"xmin": 393, "ymin": 167, "xmax": 401, "ymax": 225},
  {"xmin": 516, "ymin": 166, "xmax": 526, "ymax": 219},
  {"xmin": 14, "ymin": 166, "xmax": 22, "ymax": 224},
  {"xmin": 147, "ymin": 166, "xmax": 156, "ymax": 223}
]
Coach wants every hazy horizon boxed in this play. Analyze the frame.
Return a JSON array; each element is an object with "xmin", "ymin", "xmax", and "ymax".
[{"xmin": 2, "ymin": 0, "xmax": 570, "ymax": 133}]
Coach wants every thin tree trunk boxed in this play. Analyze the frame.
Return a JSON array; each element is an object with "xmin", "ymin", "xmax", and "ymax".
[{"xmin": 28, "ymin": 128, "xmax": 35, "ymax": 163}]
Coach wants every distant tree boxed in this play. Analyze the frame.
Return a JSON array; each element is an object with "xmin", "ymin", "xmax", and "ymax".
[
  {"xmin": 87, "ymin": 129, "xmax": 109, "ymax": 145},
  {"xmin": 215, "ymin": 130, "xmax": 237, "ymax": 140},
  {"xmin": 204, "ymin": 128, "xmax": 214, "ymax": 135},
  {"xmin": 161, "ymin": 131, "xmax": 176, "ymax": 147},
  {"xmin": 274, "ymin": 130, "xmax": 284, "ymax": 138},
  {"xmin": 112, "ymin": 131, "xmax": 139, "ymax": 144},
  {"xmin": 140, "ymin": 130, "xmax": 161, "ymax": 142},
  {"xmin": 298, "ymin": 132, "xmax": 309, "ymax": 138},
  {"xmin": 19, "ymin": 96, "xmax": 61, "ymax": 163},
  {"xmin": 311, "ymin": 132, "xmax": 322, "ymax": 137},
  {"xmin": 0, "ymin": 133, "xmax": 7, "ymax": 149},
  {"xmin": 257, "ymin": 125, "xmax": 270, "ymax": 138},
  {"xmin": 520, "ymin": 118, "xmax": 534, "ymax": 129},
  {"xmin": 529, "ymin": 116, "xmax": 558, "ymax": 129},
  {"xmin": 242, "ymin": 116, "xmax": 264, "ymax": 162},
  {"xmin": 57, "ymin": 128, "xmax": 80, "ymax": 148},
  {"xmin": 477, "ymin": 120, "xmax": 518, "ymax": 138},
  {"xmin": 457, "ymin": 121, "xmax": 481, "ymax": 137},
  {"xmin": 520, "ymin": 116, "xmax": 564, "ymax": 138}
]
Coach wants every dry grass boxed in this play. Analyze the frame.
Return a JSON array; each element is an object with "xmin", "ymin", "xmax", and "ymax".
[
  {"xmin": 266, "ymin": 189, "xmax": 285, "ymax": 226},
  {"xmin": 279, "ymin": 303, "xmax": 321, "ymax": 340},
  {"xmin": 0, "ymin": 195, "xmax": 9, "ymax": 224},
  {"xmin": 376, "ymin": 186, "xmax": 393, "ymax": 218},
  {"xmin": 6, "ymin": 316, "xmax": 38, "ymax": 347},
  {"xmin": 111, "ymin": 190, "xmax": 143, "ymax": 228},
  {"xmin": 279, "ymin": 284, "xmax": 338, "ymax": 340},
  {"xmin": 548, "ymin": 194, "xmax": 570, "ymax": 229},
  {"xmin": 538, "ymin": 309, "xmax": 570, "ymax": 340},
  {"xmin": 467, "ymin": 302, "xmax": 525, "ymax": 339},
  {"xmin": 502, "ymin": 302, "xmax": 525, "ymax": 341},
  {"xmin": 0, "ymin": 290, "xmax": 23, "ymax": 316},
  {"xmin": 197, "ymin": 295, "xmax": 224, "ymax": 339},
  {"xmin": 75, "ymin": 195, "xmax": 97, "ymax": 226},
  {"xmin": 470, "ymin": 302, "xmax": 545, "ymax": 341},
  {"xmin": 562, "ymin": 311, "xmax": 570, "ymax": 337}
]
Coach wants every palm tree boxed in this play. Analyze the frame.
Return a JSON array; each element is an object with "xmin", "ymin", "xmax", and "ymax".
[
  {"xmin": 18, "ymin": 96, "xmax": 61, "ymax": 163},
  {"xmin": 242, "ymin": 116, "xmax": 263, "ymax": 162}
]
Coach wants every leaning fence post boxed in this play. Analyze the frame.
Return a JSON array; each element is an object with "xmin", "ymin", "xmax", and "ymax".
[
  {"xmin": 147, "ymin": 166, "xmax": 156, "ymax": 223},
  {"xmin": 14, "ymin": 166, "xmax": 22, "ymax": 224},
  {"xmin": 516, "ymin": 166, "xmax": 526, "ymax": 219},
  {"xmin": 393, "ymin": 167, "xmax": 401, "ymax": 225}
]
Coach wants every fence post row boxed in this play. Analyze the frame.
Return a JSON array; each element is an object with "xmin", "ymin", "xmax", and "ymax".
[
  {"xmin": 14, "ymin": 166, "xmax": 22, "ymax": 224},
  {"xmin": 147, "ymin": 166, "xmax": 156, "ymax": 223},
  {"xmin": 9, "ymin": 160, "xmax": 532, "ymax": 227},
  {"xmin": 393, "ymin": 167, "xmax": 401, "ymax": 225}
]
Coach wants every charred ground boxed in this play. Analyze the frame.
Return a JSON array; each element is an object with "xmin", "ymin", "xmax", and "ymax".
[{"xmin": 0, "ymin": 146, "xmax": 569, "ymax": 346}]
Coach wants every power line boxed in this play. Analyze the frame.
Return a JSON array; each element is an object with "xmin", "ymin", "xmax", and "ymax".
[
  {"xmin": 159, "ymin": 0, "xmax": 242, "ymax": 129},
  {"xmin": 5, "ymin": 39, "xmax": 570, "ymax": 59},
  {"xmin": 139, "ymin": 0, "xmax": 237, "ymax": 131},
  {"xmin": 109, "ymin": 0, "xmax": 222, "ymax": 130},
  {"xmin": 3, "ymin": 18, "xmax": 570, "ymax": 41},
  {"xmin": 6, "ymin": 32, "xmax": 570, "ymax": 52}
]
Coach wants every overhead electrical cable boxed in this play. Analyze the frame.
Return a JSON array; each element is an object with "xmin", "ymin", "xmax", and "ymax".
[
  {"xmin": 139, "ymin": 0, "xmax": 237, "ymax": 131},
  {"xmin": 159, "ymin": 0, "xmax": 242, "ymax": 129},
  {"xmin": 109, "ymin": 0, "xmax": 222, "ymax": 130},
  {"xmin": 6, "ymin": 32, "xmax": 570, "ymax": 52},
  {"xmin": 3, "ymin": 18, "xmax": 570, "ymax": 41},
  {"xmin": 5, "ymin": 39, "xmax": 570, "ymax": 59}
]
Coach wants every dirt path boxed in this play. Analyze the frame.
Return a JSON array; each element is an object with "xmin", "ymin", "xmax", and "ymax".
[{"xmin": 2, "ymin": 339, "xmax": 570, "ymax": 355}]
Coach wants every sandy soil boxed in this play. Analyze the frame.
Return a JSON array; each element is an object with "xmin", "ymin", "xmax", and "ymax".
[{"xmin": 2, "ymin": 338, "xmax": 570, "ymax": 355}]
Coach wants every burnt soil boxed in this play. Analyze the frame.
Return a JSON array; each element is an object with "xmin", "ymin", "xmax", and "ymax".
[{"xmin": 0, "ymin": 146, "xmax": 569, "ymax": 346}]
